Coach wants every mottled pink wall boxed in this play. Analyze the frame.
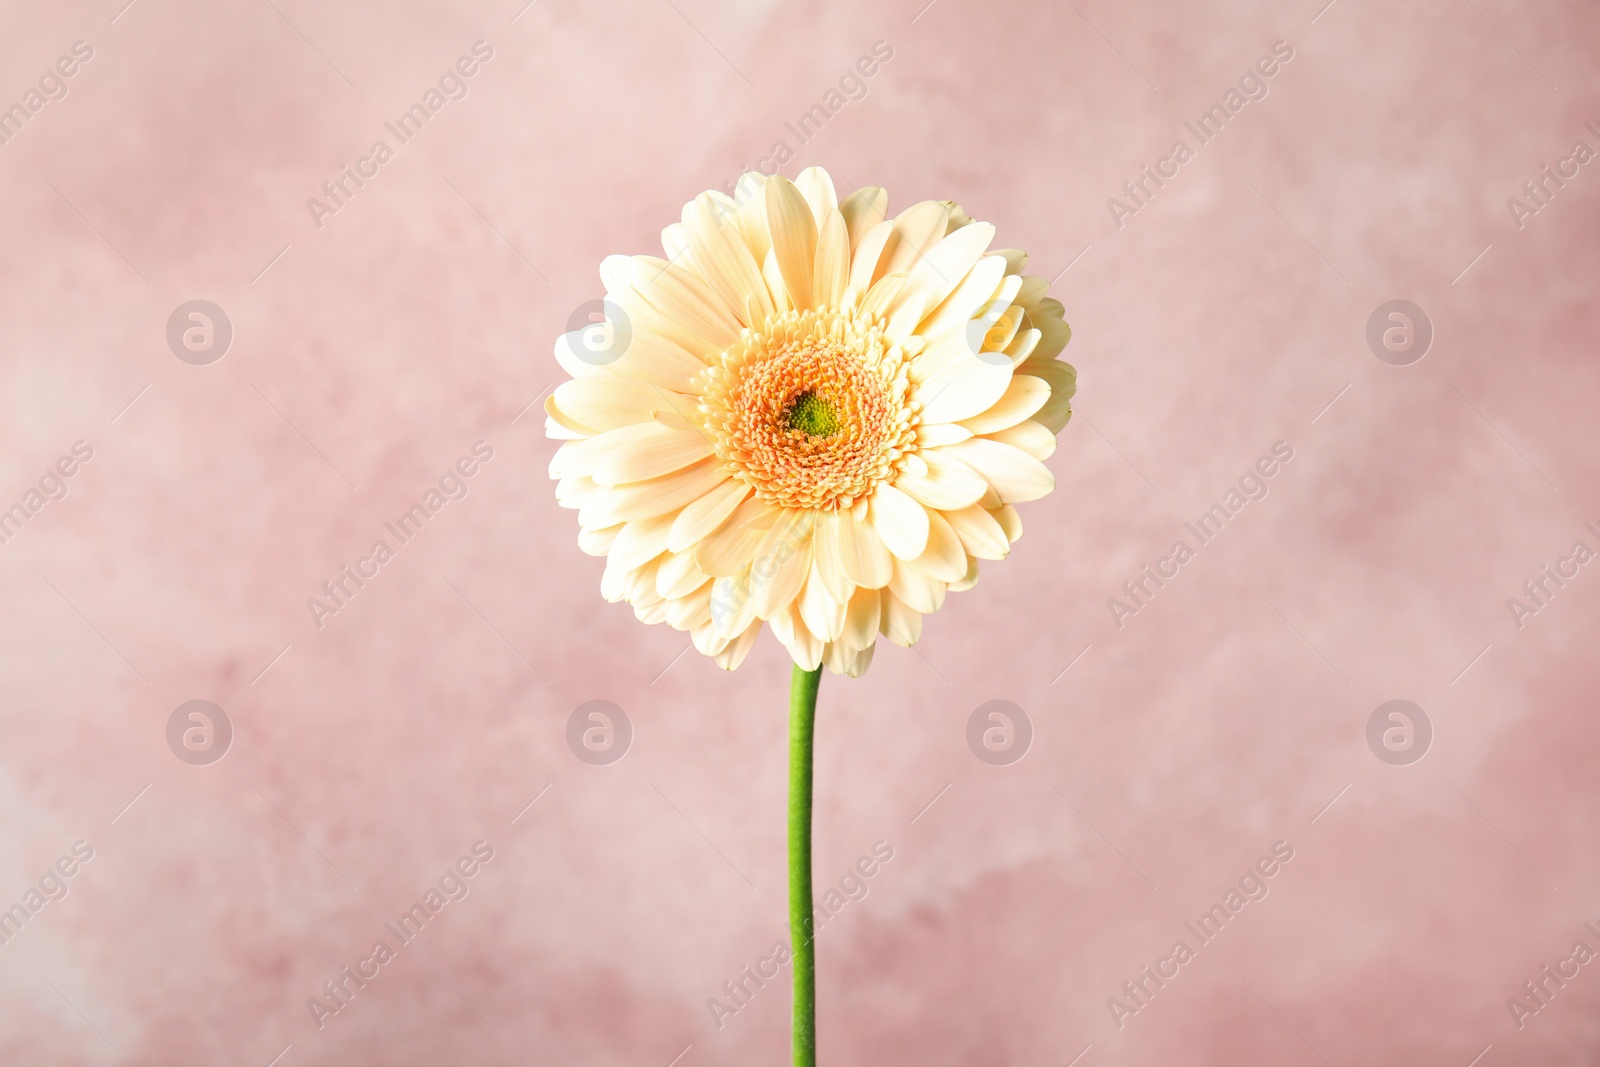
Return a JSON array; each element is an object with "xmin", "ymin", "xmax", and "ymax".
[{"xmin": 1, "ymin": 0, "xmax": 1598, "ymax": 1063}]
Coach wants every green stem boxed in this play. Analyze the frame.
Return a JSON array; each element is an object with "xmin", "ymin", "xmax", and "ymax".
[{"xmin": 788, "ymin": 663, "xmax": 822, "ymax": 1067}]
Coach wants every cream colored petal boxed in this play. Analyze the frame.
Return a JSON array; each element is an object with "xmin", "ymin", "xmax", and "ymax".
[
  {"xmin": 827, "ymin": 509, "xmax": 893, "ymax": 589},
  {"xmin": 839, "ymin": 186, "xmax": 888, "ymax": 254},
  {"xmin": 666, "ymin": 583, "xmax": 712, "ymax": 631},
  {"xmin": 894, "ymin": 449, "xmax": 988, "ymax": 510},
  {"xmin": 628, "ymin": 256, "xmax": 743, "ymax": 351},
  {"xmin": 986, "ymin": 419, "xmax": 1057, "ymax": 460},
  {"xmin": 878, "ymin": 201, "xmax": 951, "ymax": 280},
  {"xmin": 751, "ymin": 512, "xmax": 816, "ymax": 619},
  {"xmin": 683, "ymin": 195, "xmax": 775, "ymax": 327},
  {"xmin": 989, "ymin": 503, "xmax": 1023, "ymax": 543},
  {"xmin": 713, "ymin": 621, "xmax": 762, "ymax": 670},
  {"xmin": 575, "ymin": 422, "xmax": 715, "ymax": 486},
  {"xmin": 1019, "ymin": 358, "xmax": 1077, "ymax": 432},
  {"xmin": 907, "ymin": 222, "xmax": 996, "ymax": 315},
  {"xmin": 661, "ymin": 222, "xmax": 690, "ymax": 262},
  {"xmin": 608, "ymin": 511, "xmax": 677, "ymax": 572},
  {"xmin": 948, "ymin": 556, "xmax": 980, "ymax": 592},
  {"xmin": 911, "ymin": 508, "xmax": 969, "ymax": 583},
  {"xmin": 915, "ymin": 341, "xmax": 1015, "ymax": 425},
  {"xmin": 844, "ymin": 219, "xmax": 894, "ymax": 306},
  {"xmin": 868, "ymin": 483, "xmax": 929, "ymax": 561},
  {"xmin": 880, "ymin": 592, "xmax": 922, "ymax": 648},
  {"xmin": 823, "ymin": 639, "xmax": 873, "ymax": 676},
  {"xmin": 668, "ymin": 477, "xmax": 751, "ymax": 553},
  {"xmin": 810, "ymin": 511, "xmax": 854, "ymax": 603},
  {"xmin": 916, "ymin": 422, "xmax": 972, "ymax": 447},
  {"xmin": 812, "ymin": 209, "xmax": 850, "ymax": 311},
  {"xmin": 799, "ymin": 560, "xmax": 847, "ymax": 643},
  {"xmin": 764, "ymin": 175, "xmax": 817, "ymax": 311},
  {"xmin": 857, "ymin": 271, "xmax": 910, "ymax": 325},
  {"xmin": 548, "ymin": 377, "xmax": 694, "ymax": 436},
  {"xmin": 958, "ymin": 374, "xmax": 1052, "ymax": 435},
  {"xmin": 695, "ymin": 495, "xmax": 780, "ymax": 577},
  {"xmin": 580, "ymin": 458, "xmax": 725, "ymax": 526},
  {"xmin": 943, "ymin": 503, "xmax": 1010, "ymax": 560},
  {"xmin": 991, "ymin": 247, "xmax": 1028, "ymax": 274},
  {"xmin": 762, "ymin": 247, "xmax": 793, "ymax": 315},
  {"xmin": 916, "ymin": 254, "xmax": 1010, "ymax": 342},
  {"xmin": 575, "ymin": 520, "xmax": 619, "ymax": 556},
  {"xmin": 730, "ymin": 172, "xmax": 772, "ymax": 263},
  {"xmin": 795, "ymin": 166, "xmax": 838, "ymax": 223},
  {"xmin": 888, "ymin": 556, "xmax": 944, "ymax": 615},
  {"xmin": 841, "ymin": 586, "xmax": 881, "ymax": 650},
  {"xmin": 1027, "ymin": 309, "xmax": 1072, "ymax": 362},
  {"xmin": 778, "ymin": 602, "xmax": 824, "ymax": 671},
  {"xmin": 940, "ymin": 439, "xmax": 1053, "ymax": 502},
  {"xmin": 657, "ymin": 547, "xmax": 711, "ymax": 600},
  {"xmin": 883, "ymin": 289, "xmax": 928, "ymax": 346}
]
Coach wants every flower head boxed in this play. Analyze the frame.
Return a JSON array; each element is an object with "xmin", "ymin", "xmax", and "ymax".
[{"xmin": 548, "ymin": 167, "xmax": 1075, "ymax": 676}]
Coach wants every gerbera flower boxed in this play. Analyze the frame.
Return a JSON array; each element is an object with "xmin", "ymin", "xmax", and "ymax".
[{"xmin": 547, "ymin": 166, "xmax": 1074, "ymax": 676}]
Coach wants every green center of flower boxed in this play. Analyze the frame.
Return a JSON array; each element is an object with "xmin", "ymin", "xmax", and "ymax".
[{"xmin": 783, "ymin": 390, "xmax": 839, "ymax": 438}]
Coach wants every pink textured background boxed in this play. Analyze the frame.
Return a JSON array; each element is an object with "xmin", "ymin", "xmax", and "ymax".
[{"xmin": 2, "ymin": 0, "xmax": 1598, "ymax": 1063}]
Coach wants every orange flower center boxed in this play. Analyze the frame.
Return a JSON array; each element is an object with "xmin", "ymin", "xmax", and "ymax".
[{"xmin": 699, "ymin": 310, "xmax": 920, "ymax": 510}]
